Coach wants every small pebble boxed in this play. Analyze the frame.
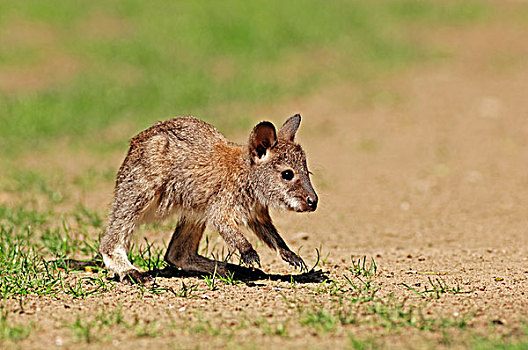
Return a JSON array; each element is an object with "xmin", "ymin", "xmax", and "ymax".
[{"xmin": 55, "ymin": 337, "xmax": 63, "ymax": 346}]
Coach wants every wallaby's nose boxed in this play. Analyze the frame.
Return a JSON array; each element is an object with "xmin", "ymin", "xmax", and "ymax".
[{"xmin": 307, "ymin": 196, "xmax": 318, "ymax": 211}]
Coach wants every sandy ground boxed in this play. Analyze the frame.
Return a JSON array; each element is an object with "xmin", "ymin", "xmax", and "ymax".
[{"xmin": 3, "ymin": 7, "xmax": 528, "ymax": 350}]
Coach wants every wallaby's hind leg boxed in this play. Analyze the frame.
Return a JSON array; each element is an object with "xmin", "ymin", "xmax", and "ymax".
[
  {"xmin": 99, "ymin": 188, "xmax": 155, "ymax": 284},
  {"xmin": 165, "ymin": 217, "xmax": 231, "ymax": 275},
  {"xmin": 99, "ymin": 223, "xmax": 137, "ymax": 280},
  {"xmin": 164, "ymin": 217, "xmax": 205, "ymax": 266}
]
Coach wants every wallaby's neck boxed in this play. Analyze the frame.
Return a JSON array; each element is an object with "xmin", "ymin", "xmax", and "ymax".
[{"xmin": 227, "ymin": 142, "xmax": 268, "ymax": 209}]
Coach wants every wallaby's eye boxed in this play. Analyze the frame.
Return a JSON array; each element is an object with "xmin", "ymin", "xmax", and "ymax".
[{"xmin": 281, "ymin": 169, "xmax": 294, "ymax": 181}]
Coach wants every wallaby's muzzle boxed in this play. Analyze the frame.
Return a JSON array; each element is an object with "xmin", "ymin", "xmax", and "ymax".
[
  {"xmin": 298, "ymin": 184, "xmax": 318, "ymax": 212},
  {"xmin": 307, "ymin": 194, "xmax": 318, "ymax": 211}
]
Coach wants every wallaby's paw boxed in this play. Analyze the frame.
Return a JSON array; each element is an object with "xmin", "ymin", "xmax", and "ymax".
[
  {"xmin": 280, "ymin": 250, "xmax": 307, "ymax": 272},
  {"xmin": 241, "ymin": 248, "xmax": 261, "ymax": 268},
  {"xmin": 121, "ymin": 269, "xmax": 153, "ymax": 285}
]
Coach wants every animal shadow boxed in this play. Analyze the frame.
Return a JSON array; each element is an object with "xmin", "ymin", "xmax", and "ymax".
[
  {"xmin": 54, "ymin": 258, "xmax": 328, "ymax": 284},
  {"xmin": 149, "ymin": 262, "xmax": 328, "ymax": 284}
]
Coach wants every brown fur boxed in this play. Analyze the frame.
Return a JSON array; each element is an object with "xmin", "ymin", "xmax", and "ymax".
[{"xmin": 98, "ymin": 114, "xmax": 318, "ymax": 283}]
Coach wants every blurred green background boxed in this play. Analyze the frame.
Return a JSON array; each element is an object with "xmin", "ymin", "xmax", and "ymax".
[{"xmin": 0, "ymin": 0, "xmax": 489, "ymax": 157}]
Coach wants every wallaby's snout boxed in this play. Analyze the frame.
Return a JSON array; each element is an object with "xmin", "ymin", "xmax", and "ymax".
[
  {"xmin": 306, "ymin": 191, "xmax": 318, "ymax": 212},
  {"xmin": 297, "ymin": 180, "xmax": 318, "ymax": 212}
]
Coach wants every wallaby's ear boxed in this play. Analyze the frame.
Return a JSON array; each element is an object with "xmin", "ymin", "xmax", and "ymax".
[
  {"xmin": 249, "ymin": 121, "xmax": 277, "ymax": 161},
  {"xmin": 278, "ymin": 114, "xmax": 301, "ymax": 141}
]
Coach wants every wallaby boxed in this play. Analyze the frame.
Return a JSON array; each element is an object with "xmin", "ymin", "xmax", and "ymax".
[{"xmin": 98, "ymin": 114, "xmax": 318, "ymax": 283}]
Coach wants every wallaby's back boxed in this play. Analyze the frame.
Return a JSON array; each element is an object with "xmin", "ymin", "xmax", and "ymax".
[{"xmin": 115, "ymin": 116, "xmax": 247, "ymax": 216}]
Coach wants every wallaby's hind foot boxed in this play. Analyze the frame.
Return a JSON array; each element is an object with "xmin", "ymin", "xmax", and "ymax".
[
  {"xmin": 165, "ymin": 253, "xmax": 229, "ymax": 276},
  {"xmin": 165, "ymin": 253, "xmax": 269, "ymax": 280},
  {"xmin": 121, "ymin": 269, "xmax": 154, "ymax": 285},
  {"xmin": 99, "ymin": 243, "xmax": 141, "ymax": 283}
]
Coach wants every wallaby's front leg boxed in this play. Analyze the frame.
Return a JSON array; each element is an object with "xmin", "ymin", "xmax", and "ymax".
[
  {"xmin": 248, "ymin": 210, "xmax": 306, "ymax": 271},
  {"xmin": 210, "ymin": 214, "xmax": 260, "ymax": 268}
]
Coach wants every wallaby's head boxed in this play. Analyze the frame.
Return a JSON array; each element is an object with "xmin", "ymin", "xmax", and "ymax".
[{"xmin": 248, "ymin": 114, "xmax": 318, "ymax": 212}]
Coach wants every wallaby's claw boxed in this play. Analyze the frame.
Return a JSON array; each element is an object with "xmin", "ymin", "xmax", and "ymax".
[
  {"xmin": 241, "ymin": 249, "xmax": 261, "ymax": 268},
  {"xmin": 299, "ymin": 259, "xmax": 308, "ymax": 272},
  {"xmin": 280, "ymin": 250, "xmax": 307, "ymax": 272},
  {"xmin": 296, "ymin": 258, "xmax": 308, "ymax": 272},
  {"xmin": 121, "ymin": 269, "xmax": 153, "ymax": 285}
]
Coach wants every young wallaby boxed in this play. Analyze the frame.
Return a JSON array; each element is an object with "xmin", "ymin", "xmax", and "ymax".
[{"xmin": 98, "ymin": 114, "xmax": 318, "ymax": 283}]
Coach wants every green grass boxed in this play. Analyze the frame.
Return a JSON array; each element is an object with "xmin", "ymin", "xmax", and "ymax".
[
  {"xmin": 293, "ymin": 256, "xmax": 477, "ymax": 338},
  {"xmin": 387, "ymin": 1, "xmax": 490, "ymax": 23},
  {"xmin": 67, "ymin": 306, "xmax": 161, "ymax": 343},
  {"xmin": 402, "ymin": 276, "xmax": 473, "ymax": 300},
  {"xmin": 472, "ymin": 335, "xmax": 528, "ymax": 350},
  {"xmin": 0, "ymin": 205, "xmax": 95, "ymax": 299},
  {"xmin": 0, "ymin": 305, "xmax": 32, "ymax": 342},
  {"xmin": 0, "ymin": 203, "xmax": 160, "ymax": 300},
  {"xmin": 0, "ymin": 0, "xmax": 490, "ymax": 156}
]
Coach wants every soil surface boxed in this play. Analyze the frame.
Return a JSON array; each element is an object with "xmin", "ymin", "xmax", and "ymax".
[{"xmin": 4, "ymin": 6, "xmax": 528, "ymax": 350}]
